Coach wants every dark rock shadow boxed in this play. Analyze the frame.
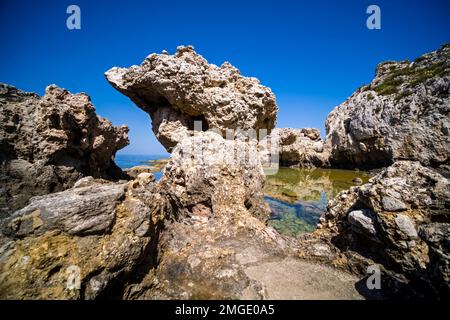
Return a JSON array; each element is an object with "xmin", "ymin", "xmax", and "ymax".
[{"xmin": 354, "ymin": 277, "xmax": 386, "ymax": 300}]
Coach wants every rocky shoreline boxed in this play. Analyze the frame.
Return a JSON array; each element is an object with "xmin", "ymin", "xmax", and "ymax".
[
  {"xmin": 0, "ymin": 44, "xmax": 449, "ymax": 299},
  {"xmin": 124, "ymin": 159, "xmax": 169, "ymax": 179}
]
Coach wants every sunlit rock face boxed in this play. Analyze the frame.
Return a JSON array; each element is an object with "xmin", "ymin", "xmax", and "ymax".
[
  {"xmin": 161, "ymin": 131, "xmax": 271, "ymax": 222},
  {"xmin": 123, "ymin": 134, "xmax": 363, "ymax": 299},
  {"xmin": 121, "ymin": 132, "xmax": 303, "ymax": 299},
  {"xmin": 0, "ymin": 84, "xmax": 129, "ymax": 217},
  {"xmin": 0, "ymin": 175, "xmax": 172, "ymax": 299},
  {"xmin": 259, "ymin": 128, "xmax": 330, "ymax": 169},
  {"xmin": 317, "ymin": 161, "xmax": 450, "ymax": 298},
  {"xmin": 325, "ymin": 45, "xmax": 450, "ymax": 169},
  {"xmin": 105, "ymin": 45, "xmax": 278, "ymax": 152},
  {"xmin": 0, "ymin": 132, "xmax": 278, "ymax": 300}
]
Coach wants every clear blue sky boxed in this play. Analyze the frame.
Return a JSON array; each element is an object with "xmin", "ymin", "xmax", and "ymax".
[{"xmin": 1, "ymin": 0, "xmax": 449, "ymax": 155}]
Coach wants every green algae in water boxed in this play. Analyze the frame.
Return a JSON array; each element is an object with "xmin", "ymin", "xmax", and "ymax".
[
  {"xmin": 281, "ymin": 188, "xmax": 297, "ymax": 198},
  {"xmin": 264, "ymin": 168, "xmax": 370, "ymax": 203},
  {"xmin": 265, "ymin": 168, "xmax": 369, "ymax": 237},
  {"xmin": 266, "ymin": 196, "xmax": 323, "ymax": 237}
]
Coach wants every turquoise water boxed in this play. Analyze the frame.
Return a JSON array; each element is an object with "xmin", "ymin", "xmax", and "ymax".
[
  {"xmin": 265, "ymin": 195, "xmax": 326, "ymax": 236},
  {"xmin": 265, "ymin": 168, "xmax": 370, "ymax": 237},
  {"xmin": 115, "ymin": 154, "xmax": 168, "ymax": 180},
  {"xmin": 115, "ymin": 156, "xmax": 368, "ymax": 237}
]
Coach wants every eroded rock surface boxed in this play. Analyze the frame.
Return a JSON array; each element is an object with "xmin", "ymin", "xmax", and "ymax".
[
  {"xmin": 161, "ymin": 131, "xmax": 270, "ymax": 222},
  {"xmin": 0, "ymin": 130, "xmax": 367, "ymax": 300},
  {"xmin": 260, "ymin": 128, "xmax": 329, "ymax": 168},
  {"xmin": 325, "ymin": 44, "xmax": 450, "ymax": 168},
  {"xmin": 7, "ymin": 45, "xmax": 450, "ymax": 300},
  {"xmin": 0, "ymin": 84, "xmax": 129, "ymax": 217},
  {"xmin": 314, "ymin": 161, "xmax": 450, "ymax": 298},
  {"xmin": 0, "ymin": 174, "xmax": 172, "ymax": 299},
  {"xmin": 121, "ymin": 132, "xmax": 361, "ymax": 299},
  {"xmin": 105, "ymin": 45, "xmax": 278, "ymax": 151}
]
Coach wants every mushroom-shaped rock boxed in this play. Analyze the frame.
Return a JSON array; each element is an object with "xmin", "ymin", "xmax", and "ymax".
[{"xmin": 105, "ymin": 46, "xmax": 278, "ymax": 151}]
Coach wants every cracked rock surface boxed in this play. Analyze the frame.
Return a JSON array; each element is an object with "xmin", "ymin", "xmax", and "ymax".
[
  {"xmin": 0, "ymin": 84, "xmax": 129, "ymax": 217},
  {"xmin": 325, "ymin": 45, "xmax": 450, "ymax": 169},
  {"xmin": 259, "ymin": 128, "xmax": 329, "ymax": 168},
  {"xmin": 105, "ymin": 45, "xmax": 278, "ymax": 152},
  {"xmin": 313, "ymin": 161, "xmax": 450, "ymax": 298}
]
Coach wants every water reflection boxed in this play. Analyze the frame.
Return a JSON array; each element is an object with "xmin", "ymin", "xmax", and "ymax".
[{"xmin": 265, "ymin": 168, "xmax": 369, "ymax": 237}]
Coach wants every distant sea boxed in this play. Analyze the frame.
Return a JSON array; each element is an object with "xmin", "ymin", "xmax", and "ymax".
[{"xmin": 115, "ymin": 154, "xmax": 168, "ymax": 180}]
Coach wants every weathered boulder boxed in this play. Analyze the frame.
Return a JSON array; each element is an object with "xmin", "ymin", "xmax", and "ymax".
[
  {"xmin": 317, "ymin": 161, "xmax": 450, "ymax": 298},
  {"xmin": 161, "ymin": 131, "xmax": 271, "ymax": 222},
  {"xmin": 0, "ymin": 129, "xmax": 365, "ymax": 300},
  {"xmin": 105, "ymin": 45, "xmax": 278, "ymax": 152},
  {"xmin": 260, "ymin": 128, "xmax": 329, "ymax": 168},
  {"xmin": 124, "ymin": 132, "xmax": 275, "ymax": 299},
  {"xmin": 2, "ymin": 182, "xmax": 126, "ymax": 238},
  {"xmin": 347, "ymin": 209, "xmax": 378, "ymax": 237},
  {"xmin": 0, "ymin": 175, "xmax": 172, "ymax": 299},
  {"xmin": 325, "ymin": 44, "xmax": 450, "ymax": 169},
  {"xmin": 121, "ymin": 132, "xmax": 361, "ymax": 299},
  {"xmin": 0, "ymin": 84, "xmax": 129, "ymax": 217}
]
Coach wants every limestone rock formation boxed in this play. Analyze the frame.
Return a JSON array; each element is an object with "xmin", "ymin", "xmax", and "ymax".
[
  {"xmin": 7, "ymin": 44, "xmax": 450, "ymax": 300},
  {"xmin": 0, "ymin": 175, "xmax": 172, "ymax": 299},
  {"xmin": 125, "ymin": 207, "xmax": 363, "ymax": 299},
  {"xmin": 260, "ymin": 128, "xmax": 329, "ymax": 168},
  {"xmin": 325, "ymin": 44, "xmax": 450, "ymax": 169},
  {"xmin": 121, "ymin": 132, "xmax": 361, "ymax": 299},
  {"xmin": 0, "ymin": 84, "xmax": 129, "ymax": 217},
  {"xmin": 105, "ymin": 45, "xmax": 278, "ymax": 151},
  {"xmin": 127, "ymin": 132, "xmax": 275, "ymax": 299},
  {"xmin": 0, "ymin": 131, "xmax": 364, "ymax": 300},
  {"xmin": 160, "ymin": 131, "xmax": 271, "ymax": 222},
  {"xmin": 316, "ymin": 161, "xmax": 450, "ymax": 298},
  {"xmin": 0, "ymin": 132, "xmax": 303, "ymax": 299}
]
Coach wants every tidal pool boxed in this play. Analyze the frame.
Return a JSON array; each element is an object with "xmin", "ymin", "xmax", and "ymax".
[{"xmin": 264, "ymin": 168, "xmax": 370, "ymax": 237}]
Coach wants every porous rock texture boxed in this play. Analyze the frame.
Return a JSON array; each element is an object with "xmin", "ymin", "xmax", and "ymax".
[
  {"xmin": 124, "ymin": 159, "xmax": 168, "ymax": 179},
  {"xmin": 5, "ymin": 45, "xmax": 450, "ymax": 300},
  {"xmin": 0, "ymin": 132, "xmax": 363, "ymax": 300},
  {"xmin": 122, "ymin": 131, "xmax": 275, "ymax": 298},
  {"xmin": 0, "ymin": 87, "xmax": 371, "ymax": 299},
  {"xmin": 105, "ymin": 45, "xmax": 278, "ymax": 152},
  {"xmin": 120, "ymin": 132, "xmax": 361, "ymax": 299},
  {"xmin": 0, "ymin": 174, "xmax": 173, "ymax": 299},
  {"xmin": 0, "ymin": 84, "xmax": 129, "ymax": 217},
  {"xmin": 259, "ymin": 128, "xmax": 329, "ymax": 168},
  {"xmin": 325, "ymin": 44, "xmax": 450, "ymax": 169},
  {"xmin": 313, "ymin": 161, "xmax": 450, "ymax": 298},
  {"xmin": 161, "ymin": 131, "xmax": 270, "ymax": 222}
]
